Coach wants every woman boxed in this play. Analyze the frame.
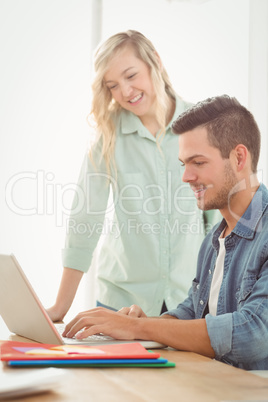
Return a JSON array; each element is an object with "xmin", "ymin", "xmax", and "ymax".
[{"xmin": 47, "ymin": 30, "xmax": 218, "ymax": 321}]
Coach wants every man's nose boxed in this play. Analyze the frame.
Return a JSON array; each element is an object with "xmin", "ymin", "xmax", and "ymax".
[{"xmin": 182, "ymin": 166, "xmax": 196, "ymax": 183}]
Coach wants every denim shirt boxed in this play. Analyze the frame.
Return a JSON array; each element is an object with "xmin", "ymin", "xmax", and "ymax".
[{"xmin": 166, "ymin": 183, "xmax": 268, "ymax": 370}]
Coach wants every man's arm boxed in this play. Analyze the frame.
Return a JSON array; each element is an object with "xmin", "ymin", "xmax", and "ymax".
[
  {"xmin": 137, "ymin": 316, "xmax": 215, "ymax": 357},
  {"xmin": 62, "ymin": 307, "xmax": 215, "ymax": 358},
  {"xmin": 46, "ymin": 267, "xmax": 84, "ymax": 322}
]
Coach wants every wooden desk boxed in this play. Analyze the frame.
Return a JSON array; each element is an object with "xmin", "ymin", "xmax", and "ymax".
[{"xmin": 1, "ymin": 318, "xmax": 268, "ymax": 402}]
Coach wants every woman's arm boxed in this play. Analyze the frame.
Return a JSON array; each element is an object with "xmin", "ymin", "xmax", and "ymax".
[{"xmin": 46, "ymin": 267, "xmax": 84, "ymax": 322}]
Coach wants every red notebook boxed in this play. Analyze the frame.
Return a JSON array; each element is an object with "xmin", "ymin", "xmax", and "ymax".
[{"xmin": 0, "ymin": 341, "xmax": 161, "ymax": 361}]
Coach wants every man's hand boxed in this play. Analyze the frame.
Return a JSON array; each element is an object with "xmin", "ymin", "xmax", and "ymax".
[
  {"xmin": 62, "ymin": 307, "xmax": 142, "ymax": 340},
  {"xmin": 118, "ymin": 304, "xmax": 147, "ymax": 318}
]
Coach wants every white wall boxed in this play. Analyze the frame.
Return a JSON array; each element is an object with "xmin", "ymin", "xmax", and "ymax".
[
  {"xmin": 248, "ymin": 0, "xmax": 268, "ymax": 185},
  {"xmin": 0, "ymin": 0, "xmax": 267, "ymax": 320},
  {"xmin": 102, "ymin": 0, "xmax": 250, "ymax": 104},
  {"xmin": 0, "ymin": 0, "xmax": 93, "ymax": 318}
]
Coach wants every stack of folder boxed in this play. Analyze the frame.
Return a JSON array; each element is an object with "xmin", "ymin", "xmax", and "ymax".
[{"xmin": 0, "ymin": 341, "xmax": 175, "ymax": 368}]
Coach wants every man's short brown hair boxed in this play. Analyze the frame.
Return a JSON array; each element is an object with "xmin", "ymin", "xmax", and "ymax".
[{"xmin": 172, "ymin": 95, "xmax": 261, "ymax": 173}]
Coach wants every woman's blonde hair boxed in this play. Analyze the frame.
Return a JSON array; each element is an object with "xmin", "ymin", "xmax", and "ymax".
[{"xmin": 89, "ymin": 30, "xmax": 176, "ymax": 173}]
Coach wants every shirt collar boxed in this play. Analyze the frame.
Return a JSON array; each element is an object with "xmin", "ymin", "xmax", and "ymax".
[
  {"xmin": 166, "ymin": 95, "xmax": 191, "ymax": 131},
  {"xmin": 120, "ymin": 94, "xmax": 189, "ymax": 139},
  {"xmin": 212, "ymin": 183, "xmax": 268, "ymax": 247},
  {"xmin": 120, "ymin": 109, "xmax": 146, "ymax": 136},
  {"xmin": 233, "ymin": 183, "xmax": 268, "ymax": 239}
]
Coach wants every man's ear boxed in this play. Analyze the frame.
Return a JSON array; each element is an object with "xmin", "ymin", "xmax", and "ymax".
[{"xmin": 233, "ymin": 144, "xmax": 248, "ymax": 172}]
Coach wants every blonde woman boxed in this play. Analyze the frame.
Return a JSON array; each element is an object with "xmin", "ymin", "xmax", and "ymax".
[{"xmin": 47, "ymin": 30, "xmax": 219, "ymax": 321}]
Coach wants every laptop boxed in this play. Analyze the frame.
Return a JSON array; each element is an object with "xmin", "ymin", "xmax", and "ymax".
[{"xmin": 0, "ymin": 254, "xmax": 166, "ymax": 349}]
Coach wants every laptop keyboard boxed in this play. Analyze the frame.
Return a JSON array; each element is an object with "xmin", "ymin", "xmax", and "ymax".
[{"xmin": 55, "ymin": 323, "xmax": 115, "ymax": 343}]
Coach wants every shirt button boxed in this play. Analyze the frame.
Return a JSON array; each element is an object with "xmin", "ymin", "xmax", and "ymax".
[
  {"xmin": 196, "ymin": 284, "xmax": 200, "ymax": 289},
  {"xmin": 209, "ymin": 270, "xmax": 212, "ymax": 275},
  {"xmin": 200, "ymin": 300, "xmax": 204, "ymax": 305}
]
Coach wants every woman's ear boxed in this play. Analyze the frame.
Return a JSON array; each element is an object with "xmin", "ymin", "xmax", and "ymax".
[{"xmin": 154, "ymin": 51, "xmax": 163, "ymax": 71}]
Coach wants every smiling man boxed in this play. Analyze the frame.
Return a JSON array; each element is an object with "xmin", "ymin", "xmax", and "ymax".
[{"xmin": 63, "ymin": 95, "xmax": 268, "ymax": 370}]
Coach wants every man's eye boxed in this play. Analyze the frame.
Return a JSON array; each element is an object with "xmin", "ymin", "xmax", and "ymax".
[{"xmin": 194, "ymin": 161, "xmax": 204, "ymax": 166}]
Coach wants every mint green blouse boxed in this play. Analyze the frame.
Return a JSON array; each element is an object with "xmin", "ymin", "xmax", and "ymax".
[{"xmin": 62, "ymin": 96, "xmax": 220, "ymax": 315}]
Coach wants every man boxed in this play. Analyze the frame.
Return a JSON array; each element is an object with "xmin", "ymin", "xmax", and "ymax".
[{"xmin": 63, "ymin": 95, "xmax": 268, "ymax": 370}]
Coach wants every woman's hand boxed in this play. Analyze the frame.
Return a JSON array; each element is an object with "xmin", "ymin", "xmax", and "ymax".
[{"xmin": 46, "ymin": 305, "xmax": 66, "ymax": 322}]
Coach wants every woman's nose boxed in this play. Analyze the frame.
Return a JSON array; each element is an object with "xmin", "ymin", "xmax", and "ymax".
[{"xmin": 120, "ymin": 82, "xmax": 133, "ymax": 97}]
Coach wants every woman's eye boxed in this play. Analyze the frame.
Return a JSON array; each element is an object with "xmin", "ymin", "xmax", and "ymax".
[
  {"xmin": 108, "ymin": 84, "xmax": 117, "ymax": 90},
  {"xmin": 128, "ymin": 73, "xmax": 136, "ymax": 79}
]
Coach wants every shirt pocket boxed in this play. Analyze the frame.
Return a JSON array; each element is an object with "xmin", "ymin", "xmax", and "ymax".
[
  {"xmin": 236, "ymin": 274, "xmax": 257, "ymax": 307},
  {"xmin": 117, "ymin": 172, "xmax": 144, "ymax": 188},
  {"xmin": 115, "ymin": 173, "xmax": 145, "ymax": 216}
]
